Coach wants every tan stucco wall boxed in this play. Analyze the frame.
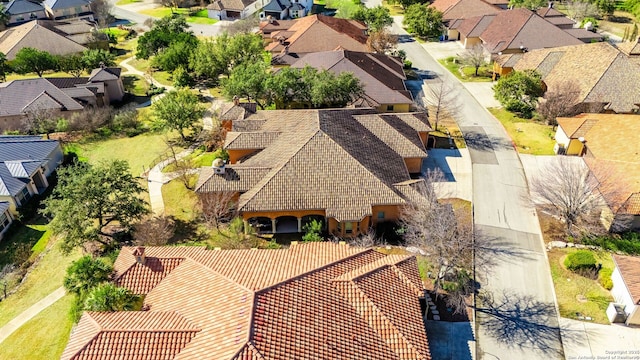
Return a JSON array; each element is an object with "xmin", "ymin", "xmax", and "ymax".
[
  {"xmin": 404, "ymin": 158, "xmax": 423, "ymax": 173},
  {"xmin": 566, "ymin": 139, "xmax": 584, "ymax": 155},
  {"xmin": 463, "ymin": 37, "xmax": 482, "ymax": 49},
  {"xmin": 228, "ymin": 149, "xmax": 260, "ymax": 163},
  {"xmin": 371, "ymin": 205, "xmax": 400, "ymax": 226},
  {"xmin": 376, "ymin": 103, "xmax": 411, "ymax": 113}
]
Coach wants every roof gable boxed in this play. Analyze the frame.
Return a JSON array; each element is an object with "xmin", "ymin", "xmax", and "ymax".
[
  {"xmin": 0, "ymin": 20, "xmax": 87, "ymax": 60},
  {"xmin": 0, "ymin": 78, "xmax": 84, "ymax": 117},
  {"xmin": 5, "ymin": 0, "xmax": 45, "ymax": 14},
  {"xmin": 437, "ymin": 0, "xmax": 501, "ymax": 22}
]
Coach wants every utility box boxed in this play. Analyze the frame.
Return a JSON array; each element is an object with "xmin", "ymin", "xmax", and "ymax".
[{"xmin": 607, "ymin": 303, "xmax": 627, "ymax": 323}]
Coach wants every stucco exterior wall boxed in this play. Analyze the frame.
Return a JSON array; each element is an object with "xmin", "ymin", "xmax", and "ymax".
[
  {"xmin": 7, "ymin": 10, "xmax": 47, "ymax": 25},
  {"xmin": 376, "ymin": 103, "xmax": 411, "ymax": 113},
  {"xmin": 371, "ymin": 205, "xmax": 400, "ymax": 226},
  {"xmin": 404, "ymin": 158, "xmax": 423, "ymax": 174},
  {"xmin": 611, "ymin": 266, "xmax": 638, "ymax": 324},
  {"xmin": 463, "ymin": 37, "xmax": 482, "ymax": 49}
]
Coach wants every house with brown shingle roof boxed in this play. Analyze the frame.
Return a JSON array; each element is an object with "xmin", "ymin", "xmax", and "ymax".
[
  {"xmin": 456, "ymin": 8, "xmax": 592, "ymax": 53},
  {"xmin": 0, "ymin": 19, "xmax": 88, "ymax": 59},
  {"xmin": 290, "ymin": 50, "xmax": 413, "ymax": 112},
  {"xmin": 431, "ymin": 0, "xmax": 501, "ymax": 24},
  {"xmin": 495, "ymin": 42, "xmax": 640, "ymax": 113},
  {"xmin": 555, "ymin": 113, "xmax": 640, "ymax": 231},
  {"xmin": 611, "ymin": 255, "xmax": 640, "ymax": 326},
  {"xmin": 62, "ymin": 242, "xmax": 432, "ymax": 359},
  {"xmin": 259, "ymin": 15, "xmax": 368, "ymax": 59},
  {"xmin": 196, "ymin": 108, "xmax": 431, "ymax": 237}
]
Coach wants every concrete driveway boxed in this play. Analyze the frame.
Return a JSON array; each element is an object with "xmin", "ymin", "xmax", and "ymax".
[
  {"xmin": 560, "ymin": 318, "xmax": 640, "ymax": 359},
  {"xmin": 461, "ymin": 83, "xmax": 500, "ymax": 108},
  {"xmin": 421, "ymin": 41, "xmax": 466, "ymax": 60},
  {"xmin": 519, "ymin": 155, "xmax": 587, "ymax": 204},
  {"xmin": 422, "ymin": 148, "xmax": 473, "ymax": 202}
]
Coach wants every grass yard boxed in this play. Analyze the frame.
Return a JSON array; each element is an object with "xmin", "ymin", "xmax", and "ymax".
[
  {"xmin": 382, "ymin": 0, "xmax": 403, "ymax": 15},
  {"xmin": 101, "ymin": 27, "xmax": 130, "ymax": 41},
  {"xmin": 325, "ymin": 0, "xmax": 361, "ymax": 18},
  {"xmin": 439, "ymin": 57, "xmax": 493, "ymax": 82},
  {"xmin": 5, "ymin": 71, "xmax": 84, "ymax": 81},
  {"xmin": 488, "ymin": 107, "xmax": 555, "ymax": 155},
  {"xmin": 548, "ymin": 248, "xmax": 614, "ymax": 324},
  {"xmin": 139, "ymin": 7, "xmax": 218, "ymax": 24},
  {"xmin": 128, "ymin": 57, "xmax": 150, "ymax": 74},
  {"xmin": 0, "ymin": 294, "xmax": 75, "ymax": 360},
  {"xmin": 113, "ymin": 38, "xmax": 138, "ymax": 63},
  {"xmin": 122, "ymin": 74, "xmax": 149, "ymax": 97},
  {"xmin": 162, "ymin": 179, "xmax": 199, "ymax": 222},
  {"xmin": 0, "ymin": 222, "xmax": 51, "ymax": 268},
  {"xmin": 116, "ymin": 0, "xmax": 140, "ymax": 4},
  {"xmin": 152, "ymin": 70, "xmax": 174, "ymax": 86},
  {"xmin": 0, "ymin": 240, "xmax": 81, "ymax": 328},
  {"xmin": 73, "ymin": 132, "xmax": 178, "ymax": 176}
]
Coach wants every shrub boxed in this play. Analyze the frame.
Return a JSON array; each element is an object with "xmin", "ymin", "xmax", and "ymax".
[
  {"xmin": 564, "ymin": 250, "xmax": 597, "ymax": 272},
  {"xmin": 302, "ymin": 219, "xmax": 323, "ymax": 242},
  {"xmin": 581, "ymin": 232, "xmax": 640, "ymax": 255},
  {"xmin": 599, "ymin": 267, "xmax": 613, "ymax": 290}
]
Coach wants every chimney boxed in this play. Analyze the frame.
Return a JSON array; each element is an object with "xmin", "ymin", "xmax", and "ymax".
[
  {"xmin": 233, "ymin": 95, "xmax": 239, "ymax": 106},
  {"xmin": 99, "ymin": 61, "xmax": 105, "ymax": 69},
  {"xmin": 267, "ymin": 15, "xmax": 274, "ymax": 24},
  {"xmin": 132, "ymin": 246, "xmax": 146, "ymax": 264},
  {"xmin": 548, "ymin": 1, "xmax": 553, "ymax": 8}
]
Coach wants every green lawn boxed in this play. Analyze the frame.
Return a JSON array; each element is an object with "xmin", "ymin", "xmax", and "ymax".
[
  {"xmin": 325, "ymin": 0, "xmax": 361, "ymax": 18},
  {"xmin": 488, "ymin": 107, "xmax": 555, "ymax": 155},
  {"xmin": 101, "ymin": 27, "xmax": 130, "ymax": 41},
  {"xmin": 549, "ymin": 248, "xmax": 614, "ymax": 324},
  {"xmin": 113, "ymin": 38, "xmax": 138, "ymax": 63},
  {"xmin": 0, "ymin": 240, "xmax": 81, "ymax": 329},
  {"xmin": 0, "ymin": 294, "xmax": 75, "ymax": 360},
  {"xmin": 128, "ymin": 57, "xmax": 150, "ymax": 73},
  {"xmin": 139, "ymin": 7, "xmax": 218, "ymax": 24},
  {"xmin": 162, "ymin": 179, "xmax": 199, "ymax": 222},
  {"xmin": 5, "ymin": 71, "xmax": 86, "ymax": 81},
  {"xmin": 116, "ymin": 0, "xmax": 140, "ymax": 4},
  {"xmin": 382, "ymin": 0, "xmax": 403, "ymax": 15},
  {"xmin": 122, "ymin": 74, "xmax": 149, "ymax": 97},
  {"xmin": 73, "ymin": 132, "xmax": 179, "ymax": 176},
  {"xmin": 0, "ymin": 222, "xmax": 51, "ymax": 268},
  {"xmin": 439, "ymin": 58, "xmax": 493, "ymax": 82},
  {"xmin": 152, "ymin": 70, "xmax": 174, "ymax": 86}
]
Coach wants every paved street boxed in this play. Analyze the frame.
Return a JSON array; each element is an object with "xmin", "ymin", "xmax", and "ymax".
[{"xmin": 390, "ymin": 18, "xmax": 564, "ymax": 359}]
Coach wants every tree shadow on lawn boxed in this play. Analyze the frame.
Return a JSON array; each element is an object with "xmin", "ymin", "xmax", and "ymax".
[
  {"xmin": 476, "ymin": 290, "xmax": 585, "ymax": 357},
  {"xmin": 0, "ymin": 223, "xmax": 46, "ymax": 267}
]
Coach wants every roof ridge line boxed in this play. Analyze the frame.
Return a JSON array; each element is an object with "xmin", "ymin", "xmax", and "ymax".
[
  {"xmin": 505, "ymin": 10, "xmax": 534, "ymax": 50},
  {"xmin": 100, "ymin": 328, "xmax": 201, "ymax": 333},
  {"xmin": 583, "ymin": 52, "xmax": 623, "ymax": 106}
]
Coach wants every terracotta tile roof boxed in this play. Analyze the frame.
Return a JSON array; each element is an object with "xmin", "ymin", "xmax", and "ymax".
[
  {"xmin": 619, "ymin": 193, "xmax": 640, "ymax": 215},
  {"xmin": 477, "ymin": 8, "xmax": 583, "ymax": 53},
  {"xmin": 61, "ymin": 311, "xmax": 200, "ymax": 360},
  {"xmin": 431, "ymin": 0, "xmax": 501, "ymax": 22},
  {"xmin": 67, "ymin": 243, "xmax": 431, "ymax": 359},
  {"xmin": 195, "ymin": 166, "xmax": 270, "ymax": 192},
  {"xmin": 261, "ymin": 15, "xmax": 368, "ymax": 55},
  {"xmin": 197, "ymin": 109, "xmax": 430, "ymax": 221},
  {"xmin": 115, "ymin": 257, "xmax": 184, "ymax": 295},
  {"xmin": 291, "ymin": 50, "xmax": 412, "ymax": 105},
  {"xmin": 557, "ymin": 113, "xmax": 640, "ymax": 214},
  {"xmin": 613, "ymin": 255, "xmax": 640, "ymax": 303}
]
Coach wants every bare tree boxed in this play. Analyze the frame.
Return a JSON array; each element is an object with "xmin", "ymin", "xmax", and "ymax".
[
  {"xmin": 22, "ymin": 106, "xmax": 59, "ymax": 136},
  {"xmin": 530, "ymin": 157, "xmax": 622, "ymax": 236},
  {"xmin": 198, "ymin": 191, "xmax": 237, "ymax": 229},
  {"xmin": 347, "ymin": 228, "xmax": 386, "ymax": 247},
  {"xmin": 366, "ymin": 29, "xmax": 398, "ymax": 55},
  {"xmin": 90, "ymin": 0, "xmax": 114, "ymax": 27},
  {"xmin": 399, "ymin": 170, "xmax": 482, "ymax": 314},
  {"xmin": 537, "ymin": 80, "xmax": 581, "ymax": 127},
  {"xmin": 133, "ymin": 215, "xmax": 176, "ymax": 246},
  {"xmin": 459, "ymin": 45, "xmax": 487, "ymax": 77},
  {"xmin": 164, "ymin": 139, "xmax": 195, "ymax": 190},
  {"xmin": 565, "ymin": 1, "xmax": 599, "ymax": 22},
  {"xmin": 421, "ymin": 79, "xmax": 460, "ymax": 131}
]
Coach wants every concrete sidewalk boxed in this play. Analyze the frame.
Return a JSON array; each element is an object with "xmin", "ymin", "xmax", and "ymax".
[
  {"xmin": 0, "ymin": 287, "xmax": 66, "ymax": 344},
  {"xmin": 560, "ymin": 318, "xmax": 640, "ymax": 359}
]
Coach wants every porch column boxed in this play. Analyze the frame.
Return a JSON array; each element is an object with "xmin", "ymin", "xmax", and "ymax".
[
  {"xmin": 243, "ymin": 219, "xmax": 249, "ymax": 234},
  {"xmin": 297, "ymin": 217, "xmax": 302, "ymax": 233},
  {"xmin": 271, "ymin": 218, "xmax": 277, "ymax": 234}
]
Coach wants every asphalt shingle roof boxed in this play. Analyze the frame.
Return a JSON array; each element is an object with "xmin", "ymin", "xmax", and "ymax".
[
  {"xmin": 0, "ymin": 78, "xmax": 84, "ymax": 117},
  {"xmin": 0, "ymin": 19, "xmax": 87, "ymax": 59},
  {"xmin": 64, "ymin": 243, "xmax": 432, "ymax": 359},
  {"xmin": 4, "ymin": 0, "xmax": 45, "ymax": 14},
  {"xmin": 43, "ymin": 0, "xmax": 91, "ymax": 10},
  {"xmin": 0, "ymin": 136, "xmax": 60, "ymax": 196},
  {"xmin": 613, "ymin": 255, "xmax": 640, "ymax": 303}
]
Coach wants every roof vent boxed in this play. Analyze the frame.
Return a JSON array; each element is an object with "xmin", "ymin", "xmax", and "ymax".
[
  {"xmin": 132, "ymin": 246, "xmax": 146, "ymax": 264},
  {"xmin": 212, "ymin": 158, "xmax": 225, "ymax": 174},
  {"xmin": 578, "ymin": 137, "xmax": 586, "ymax": 143}
]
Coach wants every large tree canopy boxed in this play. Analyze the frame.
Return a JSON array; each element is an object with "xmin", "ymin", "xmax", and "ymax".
[
  {"xmin": 493, "ymin": 70, "xmax": 544, "ymax": 118},
  {"xmin": 190, "ymin": 32, "xmax": 265, "ymax": 82},
  {"xmin": 43, "ymin": 160, "xmax": 148, "ymax": 254},
  {"xmin": 13, "ymin": 47, "xmax": 58, "ymax": 77},
  {"xmin": 403, "ymin": 4, "xmax": 444, "ymax": 39},
  {"xmin": 351, "ymin": 6, "xmax": 393, "ymax": 32},
  {"xmin": 152, "ymin": 89, "xmax": 205, "ymax": 141},
  {"xmin": 136, "ymin": 14, "xmax": 195, "ymax": 59},
  {"xmin": 64, "ymin": 256, "xmax": 113, "ymax": 296}
]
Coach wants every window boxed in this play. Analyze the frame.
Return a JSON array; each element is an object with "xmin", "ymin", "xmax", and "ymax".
[
  {"xmin": 16, "ymin": 186, "xmax": 31, "ymax": 205},
  {"xmin": 337, "ymin": 221, "xmax": 342, "ymax": 233},
  {"xmin": 0, "ymin": 213, "xmax": 10, "ymax": 233},
  {"xmin": 30, "ymin": 12, "xmax": 37, "ymax": 19},
  {"xmin": 386, "ymin": 105, "xmax": 394, "ymax": 111},
  {"xmin": 377, "ymin": 211, "xmax": 385, "ymax": 220},
  {"xmin": 345, "ymin": 222, "xmax": 353, "ymax": 234}
]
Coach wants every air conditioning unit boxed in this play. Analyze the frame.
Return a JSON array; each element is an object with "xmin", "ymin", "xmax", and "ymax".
[{"xmin": 212, "ymin": 158, "xmax": 226, "ymax": 174}]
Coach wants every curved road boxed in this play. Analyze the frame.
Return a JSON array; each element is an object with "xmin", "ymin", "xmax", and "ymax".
[{"xmin": 389, "ymin": 18, "xmax": 564, "ymax": 360}]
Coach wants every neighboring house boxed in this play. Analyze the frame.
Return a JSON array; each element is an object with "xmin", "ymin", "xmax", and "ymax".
[
  {"xmin": 0, "ymin": 202, "xmax": 14, "ymax": 241},
  {"xmin": 62, "ymin": 242, "xmax": 432, "ymax": 359},
  {"xmin": 0, "ymin": 67, "xmax": 125, "ymax": 131},
  {"xmin": 260, "ymin": 15, "xmax": 368, "ymax": 58},
  {"xmin": 290, "ymin": 50, "xmax": 413, "ymax": 112},
  {"xmin": 259, "ymin": 0, "xmax": 312, "ymax": 20},
  {"xmin": 555, "ymin": 113, "xmax": 640, "ymax": 231},
  {"xmin": 2, "ymin": 0, "xmax": 48, "ymax": 26},
  {"xmin": 0, "ymin": 136, "xmax": 63, "ymax": 215},
  {"xmin": 535, "ymin": 5, "xmax": 575, "ymax": 29},
  {"xmin": 196, "ymin": 108, "xmax": 431, "ymax": 237},
  {"xmin": 0, "ymin": 19, "xmax": 91, "ymax": 60},
  {"xmin": 431, "ymin": 0, "xmax": 502, "ymax": 39},
  {"xmin": 495, "ymin": 42, "xmax": 640, "ymax": 113},
  {"xmin": 207, "ymin": 0, "xmax": 263, "ymax": 20},
  {"xmin": 611, "ymin": 255, "xmax": 640, "ymax": 326},
  {"xmin": 455, "ymin": 8, "xmax": 594, "ymax": 53},
  {"xmin": 43, "ymin": 0, "xmax": 93, "ymax": 21}
]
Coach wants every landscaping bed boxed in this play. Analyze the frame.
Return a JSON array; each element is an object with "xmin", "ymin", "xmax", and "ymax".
[{"xmin": 438, "ymin": 57, "xmax": 493, "ymax": 83}]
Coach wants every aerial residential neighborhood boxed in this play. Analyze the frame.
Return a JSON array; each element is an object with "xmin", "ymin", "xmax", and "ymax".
[{"xmin": 1, "ymin": 0, "xmax": 640, "ymax": 358}]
